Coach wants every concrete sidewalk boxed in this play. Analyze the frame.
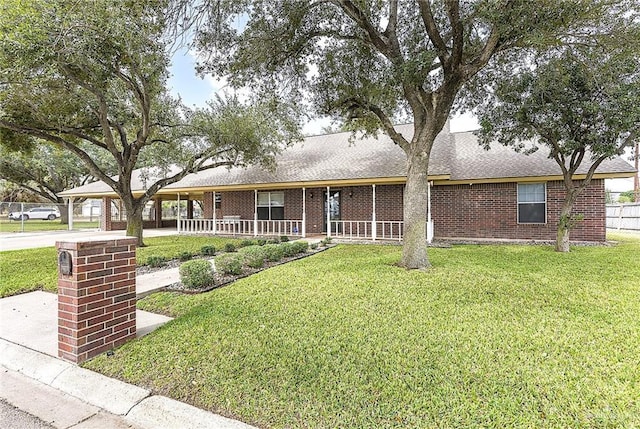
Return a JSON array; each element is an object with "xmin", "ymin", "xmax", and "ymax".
[
  {"xmin": 0, "ymin": 253, "xmax": 257, "ymax": 428},
  {"xmin": 1, "ymin": 339, "xmax": 256, "ymax": 429}
]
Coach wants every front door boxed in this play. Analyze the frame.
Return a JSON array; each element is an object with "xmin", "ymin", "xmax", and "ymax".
[{"xmin": 323, "ymin": 190, "xmax": 341, "ymax": 233}]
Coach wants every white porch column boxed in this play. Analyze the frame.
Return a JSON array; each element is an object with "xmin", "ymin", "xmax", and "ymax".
[
  {"xmin": 212, "ymin": 191, "xmax": 217, "ymax": 235},
  {"xmin": 427, "ymin": 181, "xmax": 433, "ymax": 243},
  {"xmin": 326, "ymin": 186, "xmax": 331, "ymax": 237},
  {"xmin": 254, "ymin": 189, "xmax": 258, "ymax": 237},
  {"xmin": 371, "ymin": 184, "xmax": 377, "ymax": 241},
  {"xmin": 177, "ymin": 193, "xmax": 181, "ymax": 233},
  {"xmin": 302, "ymin": 187, "xmax": 306, "ymax": 238},
  {"xmin": 67, "ymin": 197, "xmax": 74, "ymax": 231}
]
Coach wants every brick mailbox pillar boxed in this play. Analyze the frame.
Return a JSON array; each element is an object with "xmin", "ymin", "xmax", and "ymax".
[{"xmin": 56, "ymin": 238, "xmax": 137, "ymax": 364}]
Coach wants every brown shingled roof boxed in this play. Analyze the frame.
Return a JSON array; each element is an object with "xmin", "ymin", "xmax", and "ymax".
[{"xmin": 59, "ymin": 124, "xmax": 635, "ymax": 197}]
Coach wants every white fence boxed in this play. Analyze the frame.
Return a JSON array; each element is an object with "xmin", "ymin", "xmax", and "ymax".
[
  {"xmin": 179, "ymin": 218, "xmax": 410, "ymax": 241},
  {"xmin": 329, "ymin": 220, "xmax": 404, "ymax": 241},
  {"xmin": 606, "ymin": 203, "xmax": 640, "ymax": 230},
  {"xmin": 179, "ymin": 218, "xmax": 304, "ymax": 237}
]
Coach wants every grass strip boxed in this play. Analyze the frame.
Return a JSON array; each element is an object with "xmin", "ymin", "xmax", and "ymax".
[
  {"xmin": 0, "ymin": 220, "xmax": 99, "ymax": 232},
  {"xmin": 0, "ymin": 235, "xmax": 241, "ymax": 297}
]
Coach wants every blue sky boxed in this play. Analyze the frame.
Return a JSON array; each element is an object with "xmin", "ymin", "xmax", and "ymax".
[
  {"xmin": 167, "ymin": 48, "xmax": 481, "ymax": 135},
  {"xmin": 167, "ymin": 47, "xmax": 217, "ymax": 108}
]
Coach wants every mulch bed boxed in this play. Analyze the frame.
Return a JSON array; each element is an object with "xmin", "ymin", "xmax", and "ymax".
[{"xmin": 136, "ymin": 245, "xmax": 333, "ymax": 295}]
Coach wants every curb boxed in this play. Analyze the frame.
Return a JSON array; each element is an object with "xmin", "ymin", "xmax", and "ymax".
[{"xmin": 0, "ymin": 339, "xmax": 256, "ymax": 429}]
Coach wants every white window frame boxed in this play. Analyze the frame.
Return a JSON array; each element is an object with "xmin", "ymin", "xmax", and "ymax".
[
  {"xmin": 257, "ymin": 191, "xmax": 285, "ymax": 220},
  {"xmin": 517, "ymin": 183, "xmax": 547, "ymax": 224}
]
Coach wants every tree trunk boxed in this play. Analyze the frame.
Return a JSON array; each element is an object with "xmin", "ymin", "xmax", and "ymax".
[
  {"xmin": 125, "ymin": 203, "xmax": 145, "ymax": 247},
  {"xmin": 555, "ymin": 199, "xmax": 575, "ymax": 253},
  {"xmin": 59, "ymin": 203, "xmax": 69, "ymax": 225},
  {"xmin": 401, "ymin": 151, "xmax": 431, "ymax": 269}
]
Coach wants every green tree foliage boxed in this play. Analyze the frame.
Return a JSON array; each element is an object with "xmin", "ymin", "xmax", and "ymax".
[
  {"xmin": 619, "ymin": 190, "xmax": 637, "ymax": 203},
  {"xmin": 0, "ymin": 0, "xmax": 300, "ymax": 244},
  {"xmin": 475, "ymin": 46, "xmax": 640, "ymax": 252},
  {"xmin": 174, "ymin": 0, "xmax": 626, "ymax": 268}
]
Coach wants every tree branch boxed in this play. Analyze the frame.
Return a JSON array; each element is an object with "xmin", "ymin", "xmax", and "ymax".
[
  {"xmin": 446, "ymin": 0, "xmax": 463, "ymax": 66},
  {"xmin": 0, "ymin": 120, "xmax": 120, "ymax": 192},
  {"xmin": 335, "ymin": 0, "xmax": 399, "ymax": 62},
  {"xmin": 58, "ymin": 64, "xmax": 122, "ymax": 163},
  {"xmin": 418, "ymin": 1, "xmax": 449, "ymax": 67}
]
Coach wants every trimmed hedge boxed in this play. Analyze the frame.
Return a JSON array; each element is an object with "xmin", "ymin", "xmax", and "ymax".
[
  {"xmin": 215, "ymin": 253, "xmax": 243, "ymax": 275},
  {"xmin": 200, "ymin": 245, "xmax": 216, "ymax": 256},
  {"xmin": 179, "ymin": 259, "xmax": 214, "ymax": 289},
  {"xmin": 146, "ymin": 255, "xmax": 166, "ymax": 268},
  {"xmin": 263, "ymin": 244, "xmax": 284, "ymax": 262},
  {"xmin": 238, "ymin": 245, "xmax": 266, "ymax": 269}
]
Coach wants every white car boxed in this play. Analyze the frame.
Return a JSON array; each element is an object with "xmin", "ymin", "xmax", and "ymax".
[{"xmin": 8, "ymin": 207, "xmax": 60, "ymax": 221}]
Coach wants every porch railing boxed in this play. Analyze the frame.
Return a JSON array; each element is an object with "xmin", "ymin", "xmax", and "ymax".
[
  {"xmin": 179, "ymin": 218, "xmax": 303, "ymax": 237},
  {"xmin": 179, "ymin": 218, "xmax": 407, "ymax": 241},
  {"xmin": 329, "ymin": 220, "xmax": 404, "ymax": 241},
  {"xmin": 256, "ymin": 220, "xmax": 303, "ymax": 236}
]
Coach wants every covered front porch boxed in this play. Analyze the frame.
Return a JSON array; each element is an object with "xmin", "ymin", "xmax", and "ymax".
[{"xmin": 176, "ymin": 183, "xmax": 435, "ymax": 242}]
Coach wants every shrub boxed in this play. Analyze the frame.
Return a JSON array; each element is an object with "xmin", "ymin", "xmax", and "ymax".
[
  {"xmin": 256, "ymin": 238, "xmax": 267, "ymax": 246},
  {"xmin": 280, "ymin": 235, "xmax": 289, "ymax": 242},
  {"xmin": 179, "ymin": 259, "xmax": 214, "ymax": 289},
  {"xmin": 292, "ymin": 241, "xmax": 308, "ymax": 254},
  {"xmin": 178, "ymin": 251, "xmax": 193, "ymax": 261},
  {"xmin": 240, "ymin": 239, "xmax": 257, "ymax": 248},
  {"xmin": 224, "ymin": 242, "xmax": 236, "ymax": 253},
  {"xmin": 280, "ymin": 242, "xmax": 298, "ymax": 257},
  {"xmin": 266, "ymin": 237, "xmax": 280, "ymax": 245},
  {"xmin": 309, "ymin": 243, "xmax": 318, "ymax": 250},
  {"xmin": 263, "ymin": 243, "xmax": 284, "ymax": 262},
  {"xmin": 321, "ymin": 237, "xmax": 333, "ymax": 246},
  {"xmin": 200, "ymin": 245, "xmax": 216, "ymax": 256},
  {"xmin": 238, "ymin": 245, "xmax": 266, "ymax": 269},
  {"xmin": 146, "ymin": 255, "xmax": 166, "ymax": 268},
  {"xmin": 215, "ymin": 253, "xmax": 243, "ymax": 275}
]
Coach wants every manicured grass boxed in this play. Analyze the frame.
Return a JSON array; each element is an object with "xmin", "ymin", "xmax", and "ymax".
[
  {"xmin": 85, "ymin": 239, "xmax": 640, "ymax": 428},
  {"xmin": 0, "ymin": 247, "xmax": 58, "ymax": 297},
  {"xmin": 0, "ymin": 219, "xmax": 99, "ymax": 232},
  {"xmin": 0, "ymin": 235, "xmax": 242, "ymax": 297},
  {"xmin": 136, "ymin": 235, "xmax": 241, "ymax": 265}
]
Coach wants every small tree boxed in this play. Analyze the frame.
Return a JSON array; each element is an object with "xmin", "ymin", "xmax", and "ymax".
[
  {"xmin": 475, "ymin": 49, "xmax": 640, "ymax": 252},
  {"xmin": 0, "ymin": 0, "xmax": 299, "ymax": 245},
  {"xmin": 618, "ymin": 190, "xmax": 636, "ymax": 203}
]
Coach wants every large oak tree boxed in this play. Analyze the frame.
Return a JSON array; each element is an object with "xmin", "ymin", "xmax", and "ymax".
[
  {"xmin": 0, "ymin": 0, "xmax": 300, "ymax": 245},
  {"xmin": 176, "ymin": 0, "xmax": 625, "ymax": 268}
]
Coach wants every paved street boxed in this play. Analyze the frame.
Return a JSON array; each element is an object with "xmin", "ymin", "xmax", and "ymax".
[{"xmin": 0, "ymin": 399, "xmax": 54, "ymax": 429}]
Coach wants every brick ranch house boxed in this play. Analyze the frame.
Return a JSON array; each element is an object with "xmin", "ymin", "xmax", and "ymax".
[{"xmin": 60, "ymin": 123, "xmax": 635, "ymax": 243}]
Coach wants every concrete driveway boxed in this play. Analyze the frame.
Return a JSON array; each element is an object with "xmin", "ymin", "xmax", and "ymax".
[{"xmin": 0, "ymin": 228, "xmax": 178, "ymax": 251}]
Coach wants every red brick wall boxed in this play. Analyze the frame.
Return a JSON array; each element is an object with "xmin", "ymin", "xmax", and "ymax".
[
  {"xmin": 203, "ymin": 192, "xmax": 214, "ymax": 219},
  {"xmin": 431, "ymin": 179, "xmax": 605, "ymax": 241},
  {"xmin": 216, "ymin": 191, "xmax": 255, "ymax": 219},
  {"xmin": 57, "ymin": 238, "xmax": 137, "ymax": 364},
  {"xmin": 170, "ymin": 181, "xmax": 606, "ymax": 242}
]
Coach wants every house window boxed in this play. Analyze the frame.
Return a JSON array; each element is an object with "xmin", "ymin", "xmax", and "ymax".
[
  {"xmin": 215, "ymin": 193, "xmax": 221, "ymax": 209},
  {"xmin": 517, "ymin": 183, "xmax": 546, "ymax": 224},
  {"xmin": 257, "ymin": 191, "xmax": 284, "ymax": 220}
]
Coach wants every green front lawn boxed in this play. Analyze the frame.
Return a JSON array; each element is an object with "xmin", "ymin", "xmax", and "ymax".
[
  {"xmin": 84, "ymin": 236, "xmax": 640, "ymax": 428},
  {"xmin": 0, "ymin": 219, "xmax": 99, "ymax": 232},
  {"xmin": 0, "ymin": 235, "xmax": 241, "ymax": 297}
]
